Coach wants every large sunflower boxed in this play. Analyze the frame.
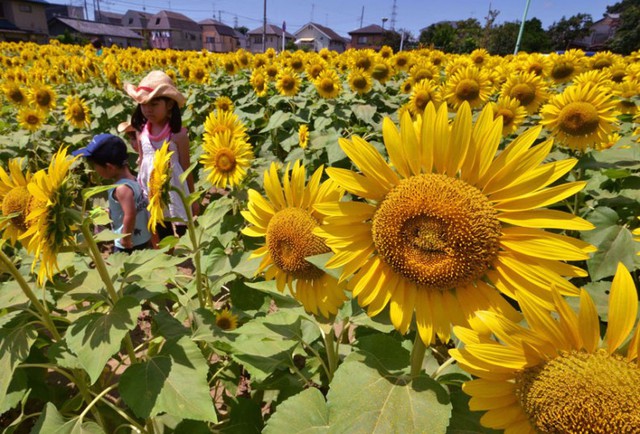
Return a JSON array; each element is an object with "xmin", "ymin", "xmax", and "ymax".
[
  {"xmin": 21, "ymin": 148, "xmax": 78, "ymax": 285},
  {"xmin": 275, "ymin": 67, "xmax": 301, "ymax": 97},
  {"xmin": 28, "ymin": 82, "xmax": 56, "ymax": 112},
  {"xmin": 203, "ymin": 109, "xmax": 248, "ymax": 143},
  {"xmin": 444, "ymin": 66, "xmax": 493, "ymax": 110},
  {"xmin": 347, "ymin": 68, "xmax": 373, "ymax": 95},
  {"xmin": 314, "ymin": 69, "xmax": 342, "ymax": 99},
  {"xmin": 0, "ymin": 158, "xmax": 32, "ymax": 245},
  {"xmin": 450, "ymin": 263, "xmax": 640, "ymax": 433},
  {"xmin": 540, "ymin": 83, "xmax": 619, "ymax": 151},
  {"xmin": 500, "ymin": 71, "xmax": 549, "ymax": 115},
  {"xmin": 314, "ymin": 102, "xmax": 595, "ymax": 344},
  {"xmin": 2, "ymin": 81, "xmax": 27, "ymax": 106},
  {"xmin": 200, "ymin": 130, "xmax": 253, "ymax": 189},
  {"xmin": 241, "ymin": 161, "xmax": 347, "ymax": 318},
  {"xmin": 147, "ymin": 141, "xmax": 173, "ymax": 233},
  {"xmin": 17, "ymin": 107, "xmax": 45, "ymax": 132},
  {"xmin": 63, "ymin": 95, "xmax": 91, "ymax": 129}
]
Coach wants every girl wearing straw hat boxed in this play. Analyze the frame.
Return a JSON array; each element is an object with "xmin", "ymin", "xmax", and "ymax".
[{"xmin": 124, "ymin": 70, "xmax": 196, "ymax": 241}]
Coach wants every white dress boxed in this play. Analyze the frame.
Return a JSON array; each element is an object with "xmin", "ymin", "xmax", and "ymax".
[{"xmin": 137, "ymin": 122, "xmax": 189, "ymax": 225}]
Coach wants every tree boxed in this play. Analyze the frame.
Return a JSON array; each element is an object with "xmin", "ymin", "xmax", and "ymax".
[
  {"xmin": 487, "ymin": 18, "xmax": 550, "ymax": 55},
  {"xmin": 481, "ymin": 7, "xmax": 500, "ymax": 48},
  {"xmin": 606, "ymin": 0, "xmax": 640, "ymax": 54},
  {"xmin": 234, "ymin": 25, "xmax": 249, "ymax": 35},
  {"xmin": 547, "ymin": 13, "xmax": 593, "ymax": 51},
  {"xmin": 419, "ymin": 19, "xmax": 482, "ymax": 53}
]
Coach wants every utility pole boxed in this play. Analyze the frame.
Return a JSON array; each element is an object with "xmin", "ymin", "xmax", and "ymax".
[
  {"xmin": 262, "ymin": 0, "xmax": 267, "ymax": 52},
  {"xmin": 514, "ymin": 0, "xmax": 531, "ymax": 54},
  {"xmin": 310, "ymin": 3, "xmax": 314, "ymax": 22},
  {"xmin": 359, "ymin": 6, "xmax": 364, "ymax": 28},
  {"xmin": 390, "ymin": 0, "xmax": 397, "ymax": 31}
]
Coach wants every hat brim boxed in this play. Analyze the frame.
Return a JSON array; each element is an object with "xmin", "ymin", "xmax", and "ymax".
[
  {"xmin": 117, "ymin": 121, "xmax": 136, "ymax": 134},
  {"xmin": 71, "ymin": 147, "xmax": 92, "ymax": 157},
  {"xmin": 123, "ymin": 82, "xmax": 186, "ymax": 108}
]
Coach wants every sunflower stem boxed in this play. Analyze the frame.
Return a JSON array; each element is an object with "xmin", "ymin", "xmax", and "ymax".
[
  {"xmin": 80, "ymin": 221, "xmax": 138, "ymax": 364},
  {"xmin": 171, "ymin": 186, "xmax": 207, "ymax": 309},
  {"xmin": 0, "ymin": 248, "xmax": 61, "ymax": 341},
  {"xmin": 81, "ymin": 220, "xmax": 120, "ymax": 304},
  {"xmin": 321, "ymin": 324, "xmax": 339, "ymax": 382},
  {"xmin": 410, "ymin": 334, "xmax": 428, "ymax": 378}
]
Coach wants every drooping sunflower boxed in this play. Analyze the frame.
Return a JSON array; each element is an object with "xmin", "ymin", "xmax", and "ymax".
[
  {"xmin": 17, "ymin": 107, "xmax": 46, "ymax": 132},
  {"xmin": 147, "ymin": 141, "xmax": 173, "ymax": 233},
  {"xmin": 21, "ymin": 148, "xmax": 78, "ymax": 285},
  {"xmin": 215, "ymin": 308, "xmax": 239, "ymax": 331},
  {"xmin": 612, "ymin": 77, "xmax": 640, "ymax": 115},
  {"xmin": 314, "ymin": 69, "xmax": 342, "ymax": 99},
  {"xmin": 200, "ymin": 130, "xmax": 253, "ymax": 189},
  {"xmin": 370, "ymin": 57, "xmax": 394, "ymax": 84},
  {"xmin": 63, "ymin": 95, "xmax": 91, "ymax": 129},
  {"xmin": 241, "ymin": 161, "xmax": 347, "ymax": 318},
  {"xmin": 298, "ymin": 124, "xmax": 309, "ymax": 149},
  {"xmin": 275, "ymin": 67, "xmax": 301, "ymax": 97},
  {"xmin": 540, "ymin": 83, "xmax": 619, "ymax": 151},
  {"xmin": 407, "ymin": 79, "xmax": 442, "ymax": 116},
  {"xmin": 450, "ymin": 263, "xmax": 640, "ymax": 434},
  {"xmin": 28, "ymin": 82, "xmax": 56, "ymax": 112},
  {"xmin": 347, "ymin": 68, "xmax": 373, "ymax": 95},
  {"xmin": 314, "ymin": 102, "xmax": 595, "ymax": 344},
  {"xmin": 2, "ymin": 81, "xmax": 27, "ymax": 106},
  {"xmin": 444, "ymin": 66, "xmax": 493, "ymax": 110},
  {"xmin": 500, "ymin": 71, "xmax": 549, "ymax": 115},
  {"xmin": 0, "ymin": 158, "xmax": 32, "ymax": 245},
  {"xmin": 491, "ymin": 96, "xmax": 527, "ymax": 136}
]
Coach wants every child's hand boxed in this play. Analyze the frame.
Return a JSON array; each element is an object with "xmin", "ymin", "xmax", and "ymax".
[{"xmin": 120, "ymin": 235, "xmax": 134, "ymax": 249}]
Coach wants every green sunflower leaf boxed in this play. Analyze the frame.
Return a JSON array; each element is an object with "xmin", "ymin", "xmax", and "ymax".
[
  {"xmin": 263, "ymin": 388, "xmax": 329, "ymax": 434},
  {"xmin": 31, "ymin": 402, "xmax": 104, "ymax": 434}
]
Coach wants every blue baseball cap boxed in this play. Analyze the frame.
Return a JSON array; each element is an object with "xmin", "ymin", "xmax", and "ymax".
[{"xmin": 72, "ymin": 134, "xmax": 128, "ymax": 166}]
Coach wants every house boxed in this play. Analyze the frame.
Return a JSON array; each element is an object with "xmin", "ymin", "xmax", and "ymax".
[
  {"xmin": 45, "ymin": 3, "xmax": 85, "ymax": 21},
  {"xmin": 147, "ymin": 10, "xmax": 202, "ymax": 50},
  {"xmin": 0, "ymin": 0, "xmax": 49, "ymax": 43},
  {"xmin": 95, "ymin": 10, "xmax": 124, "ymax": 25},
  {"xmin": 48, "ymin": 16, "xmax": 144, "ymax": 48},
  {"xmin": 234, "ymin": 29, "xmax": 248, "ymax": 50},
  {"xmin": 199, "ymin": 19, "xmax": 239, "ymax": 52},
  {"xmin": 121, "ymin": 9, "xmax": 152, "ymax": 47},
  {"xmin": 572, "ymin": 13, "xmax": 620, "ymax": 51},
  {"xmin": 247, "ymin": 24, "xmax": 294, "ymax": 53},
  {"xmin": 293, "ymin": 22, "xmax": 346, "ymax": 53},
  {"xmin": 348, "ymin": 24, "xmax": 386, "ymax": 50}
]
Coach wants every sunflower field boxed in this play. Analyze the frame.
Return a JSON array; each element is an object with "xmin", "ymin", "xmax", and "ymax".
[{"xmin": 1, "ymin": 40, "xmax": 640, "ymax": 434}]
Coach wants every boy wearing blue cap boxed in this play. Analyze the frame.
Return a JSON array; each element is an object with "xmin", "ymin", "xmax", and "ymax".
[{"xmin": 73, "ymin": 134, "xmax": 151, "ymax": 253}]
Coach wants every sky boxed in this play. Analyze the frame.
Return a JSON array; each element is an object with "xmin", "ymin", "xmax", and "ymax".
[{"xmin": 88, "ymin": 0, "xmax": 615, "ymax": 38}]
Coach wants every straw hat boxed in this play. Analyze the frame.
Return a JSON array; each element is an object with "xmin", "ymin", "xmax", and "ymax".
[
  {"xmin": 123, "ymin": 70, "xmax": 186, "ymax": 107},
  {"xmin": 117, "ymin": 121, "xmax": 136, "ymax": 134}
]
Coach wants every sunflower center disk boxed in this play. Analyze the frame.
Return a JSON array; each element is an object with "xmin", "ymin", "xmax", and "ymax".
[
  {"xmin": 266, "ymin": 208, "xmax": 330, "ymax": 280},
  {"xmin": 353, "ymin": 77, "xmax": 368, "ymax": 90},
  {"xmin": 2, "ymin": 186, "xmax": 30, "ymax": 230},
  {"xmin": 510, "ymin": 83, "xmax": 536, "ymax": 106},
  {"xmin": 552, "ymin": 63, "xmax": 574, "ymax": 80},
  {"xmin": 215, "ymin": 149, "xmax": 236, "ymax": 172},
  {"xmin": 558, "ymin": 101, "xmax": 600, "ymax": 136},
  {"xmin": 496, "ymin": 109, "xmax": 515, "ymax": 126},
  {"xmin": 320, "ymin": 79, "xmax": 334, "ymax": 93},
  {"xmin": 516, "ymin": 350, "xmax": 640, "ymax": 433},
  {"xmin": 36, "ymin": 91, "xmax": 51, "ymax": 107},
  {"xmin": 281, "ymin": 77, "xmax": 295, "ymax": 91},
  {"xmin": 455, "ymin": 79, "xmax": 480, "ymax": 101},
  {"xmin": 371, "ymin": 174, "xmax": 501, "ymax": 291}
]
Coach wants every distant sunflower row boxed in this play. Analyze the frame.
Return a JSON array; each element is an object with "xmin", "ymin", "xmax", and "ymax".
[{"xmin": 1, "ymin": 42, "xmax": 639, "ymax": 151}]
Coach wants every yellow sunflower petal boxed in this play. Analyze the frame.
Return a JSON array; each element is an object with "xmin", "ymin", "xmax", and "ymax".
[
  {"xmin": 326, "ymin": 167, "xmax": 386, "ymax": 201},
  {"xmin": 382, "ymin": 117, "xmax": 410, "ymax": 179},
  {"xmin": 497, "ymin": 209, "xmax": 594, "ymax": 230},
  {"xmin": 493, "ymin": 181, "xmax": 587, "ymax": 212},
  {"xmin": 605, "ymin": 263, "xmax": 638, "ymax": 353},
  {"xmin": 338, "ymin": 136, "xmax": 399, "ymax": 190}
]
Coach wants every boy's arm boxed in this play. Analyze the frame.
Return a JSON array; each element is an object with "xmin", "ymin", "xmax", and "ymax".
[{"xmin": 114, "ymin": 184, "xmax": 136, "ymax": 249}]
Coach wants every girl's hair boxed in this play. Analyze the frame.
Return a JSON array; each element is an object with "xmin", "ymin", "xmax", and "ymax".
[{"xmin": 131, "ymin": 97, "xmax": 182, "ymax": 133}]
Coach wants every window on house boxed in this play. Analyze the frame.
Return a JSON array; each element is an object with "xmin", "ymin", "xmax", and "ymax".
[
  {"xmin": 255, "ymin": 36, "xmax": 262, "ymax": 44},
  {"xmin": 358, "ymin": 36, "xmax": 368, "ymax": 44},
  {"xmin": 155, "ymin": 18, "xmax": 161, "ymax": 25},
  {"xmin": 128, "ymin": 18, "xmax": 133, "ymax": 24},
  {"xmin": 19, "ymin": 5, "xmax": 32, "ymax": 12},
  {"xmin": 206, "ymin": 36, "xmax": 215, "ymax": 43}
]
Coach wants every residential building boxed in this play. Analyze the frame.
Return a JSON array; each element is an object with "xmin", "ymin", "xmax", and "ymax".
[
  {"xmin": 0, "ymin": 0, "xmax": 49, "ymax": 43},
  {"xmin": 348, "ymin": 24, "xmax": 385, "ymax": 50},
  {"xmin": 147, "ymin": 10, "xmax": 202, "ymax": 50},
  {"xmin": 572, "ymin": 13, "xmax": 620, "ymax": 51},
  {"xmin": 48, "ymin": 16, "xmax": 144, "ymax": 48},
  {"xmin": 121, "ymin": 9, "xmax": 152, "ymax": 47},
  {"xmin": 234, "ymin": 29, "xmax": 248, "ymax": 50},
  {"xmin": 247, "ymin": 24, "xmax": 294, "ymax": 53},
  {"xmin": 293, "ymin": 22, "xmax": 346, "ymax": 53},
  {"xmin": 45, "ymin": 3, "xmax": 85, "ymax": 21},
  {"xmin": 95, "ymin": 10, "xmax": 124, "ymax": 25},
  {"xmin": 200, "ymin": 19, "xmax": 239, "ymax": 52}
]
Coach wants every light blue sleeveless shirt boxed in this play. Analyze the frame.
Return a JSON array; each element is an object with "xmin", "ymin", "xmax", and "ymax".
[{"xmin": 109, "ymin": 179, "xmax": 151, "ymax": 249}]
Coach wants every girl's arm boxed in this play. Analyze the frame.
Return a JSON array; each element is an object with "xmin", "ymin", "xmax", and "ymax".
[
  {"xmin": 114, "ymin": 184, "xmax": 136, "ymax": 249},
  {"xmin": 174, "ymin": 130, "xmax": 199, "ymax": 216}
]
